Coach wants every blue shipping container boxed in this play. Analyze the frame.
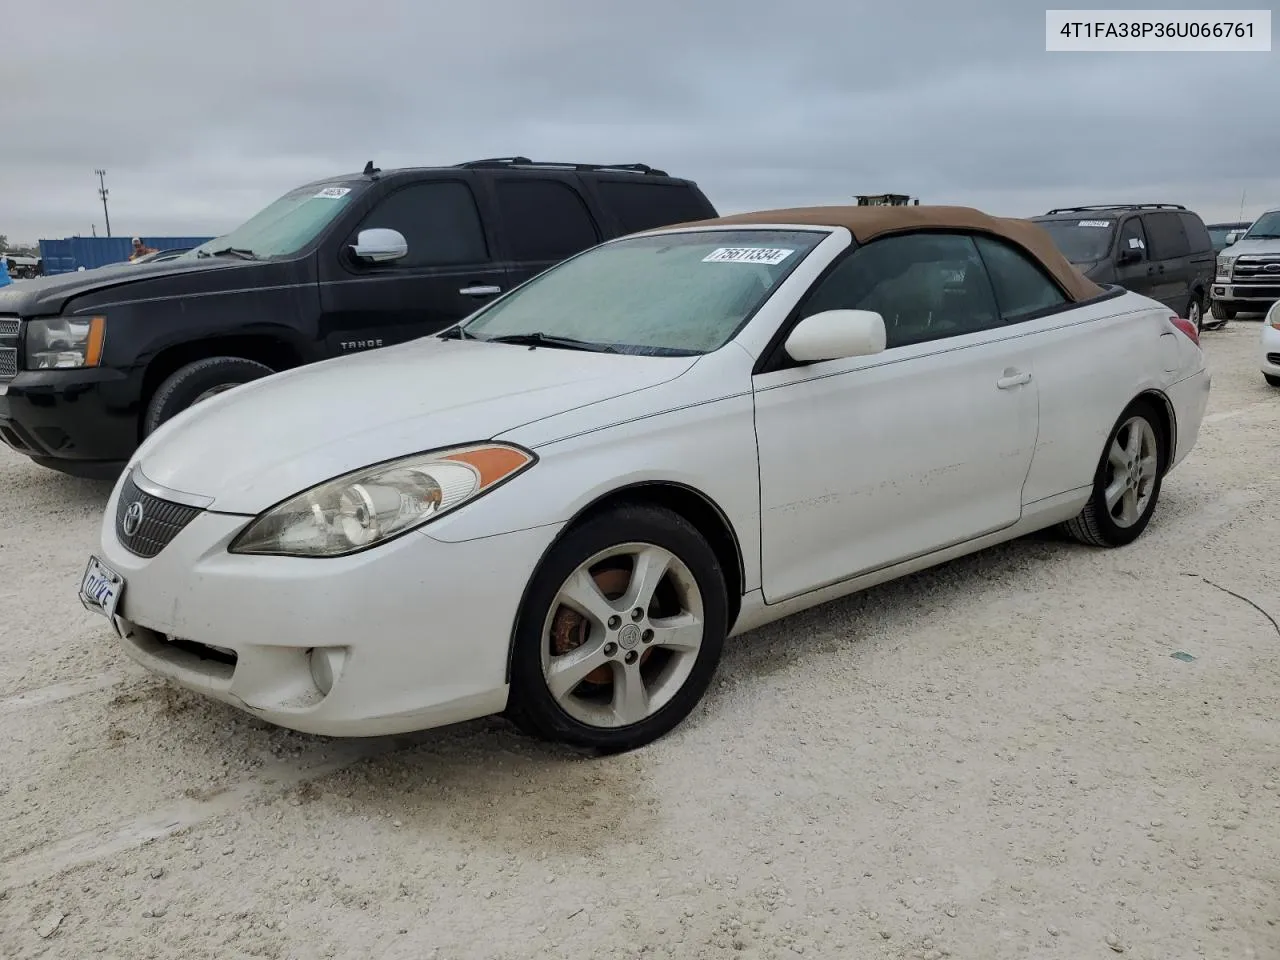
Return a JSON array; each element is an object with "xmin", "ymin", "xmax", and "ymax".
[{"xmin": 38, "ymin": 236, "xmax": 216, "ymax": 275}]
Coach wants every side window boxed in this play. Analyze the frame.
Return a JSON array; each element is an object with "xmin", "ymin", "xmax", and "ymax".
[
  {"xmin": 798, "ymin": 233, "xmax": 1000, "ymax": 349},
  {"xmin": 354, "ymin": 181, "xmax": 488, "ymax": 267},
  {"xmin": 1142, "ymin": 212, "xmax": 1189, "ymax": 260},
  {"xmin": 494, "ymin": 180, "xmax": 600, "ymax": 262},
  {"xmin": 595, "ymin": 180, "xmax": 711, "ymax": 234},
  {"xmin": 1118, "ymin": 217, "xmax": 1147, "ymax": 260},
  {"xmin": 1178, "ymin": 212, "xmax": 1213, "ymax": 254},
  {"xmin": 973, "ymin": 235, "xmax": 1069, "ymax": 321}
]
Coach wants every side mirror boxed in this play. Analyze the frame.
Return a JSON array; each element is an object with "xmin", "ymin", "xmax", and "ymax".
[
  {"xmin": 1117, "ymin": 246, "xmax": 1142, "ymax": 265},
  {"xmin": 784, "ymin": 309, "xmax": 887, "ymax": 363},
  {"xmin": 350, "ymin": 227, "xmax": 408, "ymax": 263}
]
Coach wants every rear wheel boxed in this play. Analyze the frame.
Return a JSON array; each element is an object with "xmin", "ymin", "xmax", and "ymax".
[
  {"xmin": 506, "ymin": 503, "xmax": 728, "ymax": 752},
  {"xmin": 1187, "ymin": 295, "xmax": 1204, "ymax": 332},
  {"xmin": 1210, "ymin": 299, "xmax": 1236, "ymax": 321},
  {"xmin": 143, "ymin": 357, "xmax": 274, "ymax": 436},
  {"xmin": 1061, "ymin": 400, "xmax": 1167, "ymax": 547}
]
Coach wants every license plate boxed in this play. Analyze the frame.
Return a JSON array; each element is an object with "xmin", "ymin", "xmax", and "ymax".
[{"xmin": 80, "ymin": 555, "xmax": 124, "ymax": 624}]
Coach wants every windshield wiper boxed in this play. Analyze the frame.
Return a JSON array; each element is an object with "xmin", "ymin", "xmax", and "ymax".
[
  {"xmin": 197, "ymin": 246, "xmax": 258, "ymax": 260},
  {"xmin": 481, "ymin": 332, "xmax": 616, "ymax": 353},
  {"xmin": 1243, "ymin": 233, "xmax": 1280, "ymax": 239}
]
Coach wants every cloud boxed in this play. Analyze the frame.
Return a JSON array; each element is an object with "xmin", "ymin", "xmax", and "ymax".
[{"xmin": 2, "ymin": 0, "xmax": 1276, "ymax": 243}]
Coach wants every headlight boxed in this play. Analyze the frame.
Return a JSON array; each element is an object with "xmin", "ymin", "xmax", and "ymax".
[
  {"xmin": 24, "ymin": 316, "xmax": 106, "ymax": 369},
  {"xmin": 1268, "ymin": 300, "xmax": 1280, "ymax": 328},
  {"xmin": 228, "ymin": 442, "xmax": 536, "ymax": 557},
  {"xmin": 1216, "ymin": 256, "xmax": 1236, "ymax": 280}
]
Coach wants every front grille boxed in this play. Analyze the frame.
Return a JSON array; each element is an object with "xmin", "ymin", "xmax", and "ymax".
[
  {"xmin": 1228, "ymin": 286, "xmax": 1280, "ymax": 299},
  {"xmin": 114, "ymin": 472, "xmax": 204, "ymax": 559},
  {"xmin": 1230, "ymin": 257, "xmax": 1280, "ymax": 285},
  {"xmin": 0, "ymin": 316, "xmax": 18, "ymax": 383}
]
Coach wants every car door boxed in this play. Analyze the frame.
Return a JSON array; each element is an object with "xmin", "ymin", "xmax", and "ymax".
[
  {"xmin": 486, "ymin": 176, "xmax": 604, "ymax": 292},
  {"xmin": 1139, "ymin": 211, "xmax": 1192, "ymax": 312},
  {"xmin": 1113, "ymin": 216, "xmax": 1156, "ymax": 297},
  {"xmin": 752, "ymin": 231, "xmax": 1039, "ymax": 603},
  {"xmin": 316, "ymin": 177, "xmax": 510, "ymax": 358}
]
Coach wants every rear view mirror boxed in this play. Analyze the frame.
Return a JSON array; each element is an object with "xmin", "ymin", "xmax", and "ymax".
[
  {"xmin": 351, "ymin": 228, "xmax": 408, "ymax": 263},
  {"xmin": 784, "ymin": 309, "xmax": 887, "ymax": 363},
  {"xmin": 1117, "ymin": 247, "xmax": 1142, "ymax": 265}
]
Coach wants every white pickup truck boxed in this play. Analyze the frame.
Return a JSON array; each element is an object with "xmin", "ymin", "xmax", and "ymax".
[{"xmin": 1211, "ymin": 207, "xmax": 1280, "ymax": 321}]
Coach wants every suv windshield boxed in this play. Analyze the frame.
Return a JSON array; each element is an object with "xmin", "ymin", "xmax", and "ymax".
[
  {"xmin": 459, "ymin": 229, "xmax": 827, "ymax": 355},
  {"xmin": 1033, "ymin": 218, "xmax": 1117, "ymax": 263},
  {"xmin": 1242, "ymin": 211, "xmax": 1280, "ymax": 240},
  {"xmin": 186, "ymin": 181, "xmax": 365, "ymax": 260}
]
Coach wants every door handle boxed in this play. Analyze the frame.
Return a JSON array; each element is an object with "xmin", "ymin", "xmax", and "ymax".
[
  {"xmin": 459, "ymin": 284, "xmax": 501, "ymax": 296},
  {"xmin": 996, "ymin": 371, "xmax": 1032, "ymax": 389}
]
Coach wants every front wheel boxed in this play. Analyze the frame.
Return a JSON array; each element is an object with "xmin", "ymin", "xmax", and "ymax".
[
  {"xmin": 1061, "ymin": 400, "xmax": 1167, "ymax": 547},
  {"xmin": 143, "ymin": 356, "xmax": 274, "ymax": 436},
  {"xmin": 1210, "ymin": 300, "xmax": 1236, "ymax": 322},
  {"xmin": 1266, "ymin": 374, "xmax": 1280, "ymax": 388},
  {"xmin": 506, "ymin": 503, "xmax": 728, "ymax": 752},
  {"xmin": 1187, "ymin": 294, "xmax": 1204, "ymax": 332}
]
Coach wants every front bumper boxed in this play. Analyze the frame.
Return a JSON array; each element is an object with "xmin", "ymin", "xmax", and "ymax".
[
  {"xmin": 0, "ymin": 367, "xmax": 140, "ymax": 469},
  {"xmin": 1211, "ymin": 283, "xmax": 1280, "ymax": 305},
  {"xmin": 97, "ymin": 479, "xmax": 565, "ymax": 737},
  {"xmin": 1261, "ymin": 323, "xmax": 1280, "ymax": 377}
]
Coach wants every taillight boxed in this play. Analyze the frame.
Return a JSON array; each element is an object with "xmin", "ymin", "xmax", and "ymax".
[{"xmin": 1169, "ymin": 315, "xmax": 1200, "ymax": 346}]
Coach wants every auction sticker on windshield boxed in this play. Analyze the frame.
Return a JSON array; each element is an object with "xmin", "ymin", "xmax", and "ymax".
[
  {"xmin": 703, "ymin": 247, "xmax": 794, "ymax": 265},
  {"xmin": 80, "ymin": 555, "xmax": 124, "ymax": 626},
  {"xmin": 1078, "ymin": 220, "xmax": 1111, "ymax": 227},
  {"xmin": 314, "ymin": 187, "xmax": 352, "ymax": 199}
]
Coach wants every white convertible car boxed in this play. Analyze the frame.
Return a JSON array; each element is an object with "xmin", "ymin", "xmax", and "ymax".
[{"xmin": 82, "ymin": 205, "xmax": 1211, "ymax": 751}]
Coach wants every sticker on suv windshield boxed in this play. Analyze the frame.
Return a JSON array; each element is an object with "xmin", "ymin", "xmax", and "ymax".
[
  {"xmin": 1077, "ymin": 220, "xmax": 1111, "ymax": 227},
  {"xmin": 703, "ymin": 247, "xmax": 794, "ymax": 265},
  {"xmin": 314, "ymin": 187, "xmax": 352, "ymax": 199}
]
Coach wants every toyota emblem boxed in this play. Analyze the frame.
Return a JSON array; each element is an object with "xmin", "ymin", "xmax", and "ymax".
[{"xmin": 122, "ymin": 501, "xmax": 145, "ymax": 537}]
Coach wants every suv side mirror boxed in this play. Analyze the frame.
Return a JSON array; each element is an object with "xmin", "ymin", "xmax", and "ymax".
[
  {"xmin": 784, "ymin": 309, "xmax": 887, "ymax": 363},
  {"xmin": 350, "ymin": 227, "xmax": 408, "ymax": 263},
  {"xmin": 1117, "ymin": 246, "xmax": 1142, "ymax": 265}
]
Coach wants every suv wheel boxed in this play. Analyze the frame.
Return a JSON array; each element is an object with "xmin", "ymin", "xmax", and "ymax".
[
  {"xmin": 1210, "ymin": 300, "xmax": 1236, "ymax": 322},
  {"xmin": 1187, "ymin": 295, "xmax": 1204, "ymax": 331},
  {"xmin": 143, "ymin": 357, "xmax": 275, "ymax": 436}
]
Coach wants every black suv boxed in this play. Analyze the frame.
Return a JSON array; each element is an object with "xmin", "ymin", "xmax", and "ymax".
[
  {"xmin": 1031, "ymin": 203, "xmax": 1215, "ymax": 329},
  {"xmin": 0, "ymin": 157, "xmax": 717, "ymax": 478}
]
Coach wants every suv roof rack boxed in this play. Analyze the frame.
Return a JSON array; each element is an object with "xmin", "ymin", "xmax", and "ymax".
[
  {"xmin": 1045, "ymin": 203, "xmax": 1187, "ymax": 214},
  {"xmin": 455, "ymin": 157, "xmax": 670, "ymax": 177}
]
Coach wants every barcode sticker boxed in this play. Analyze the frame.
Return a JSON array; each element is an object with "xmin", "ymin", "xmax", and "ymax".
[{"xmin": 702, "ymin": 247, "xmax": 794, "ymax": 265}]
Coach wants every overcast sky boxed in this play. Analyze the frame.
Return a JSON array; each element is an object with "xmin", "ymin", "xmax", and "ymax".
[{"xmin": 2, "ymin": 0, "xmax": 1277, "ymax": 243}]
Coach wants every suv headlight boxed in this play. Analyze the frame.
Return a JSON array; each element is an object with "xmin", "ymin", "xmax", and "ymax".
[
  {"xmin": 1216, "ymin": 255, "xmax": 1236, "ymax": 280},
  {"xmin": 228, "ymin": 443, "xmax": 536, "ymax": 557},
  {"xmin": 24, "ymin": 316, "xmax": 106, "ymax": 369}
]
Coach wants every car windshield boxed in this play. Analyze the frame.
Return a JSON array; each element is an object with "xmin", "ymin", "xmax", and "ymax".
[
  {"xmin": 1243, "ymin": 212, "xmax": 1280, "ymax": 239},
  {"xmin": 185, "ymin": 181, "xmax": 365, "ymax": 260},
  {"xmin": 459, "ymin": 229, "xmax": 828, "ymax": 355},
  {"xmin": 1033, "ymin": 218, "xmax": 1116, "ymax": 263}
]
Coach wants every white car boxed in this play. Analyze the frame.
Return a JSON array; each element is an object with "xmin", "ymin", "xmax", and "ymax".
[
  {"xmin": 81, "ymin": 205, "xmax": 1212, "ymax": 752},
  {"xmin": 1263, "ymin": 300, "xmax": 1280, "ymax": 387}
]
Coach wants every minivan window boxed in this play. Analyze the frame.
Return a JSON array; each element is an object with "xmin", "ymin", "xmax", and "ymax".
[
  {"xmin": 189, "ymin": 181, "xmax": 366, "ymax": 260},
  {"xmin": 1243, "ymin": 211, "xmax": 1280, "ymax": 239},
  {"xmin": 460, "ymin": 229, "xmax": 826, "ymax": 355},
  {"xmin": 596, "ymin": 180, "xmax": 710, "ymax": 233},
  {"xmin": 1142, "ymin": 212, "xmax": 1190, "ymax": 260},
  {"xmin": 1033, "ymin": 218, "xmax": 1115, "ymax": 264},
  {"xmin": 1177, "ymin": 212, "xmax": 1212, "ymax": 253}
]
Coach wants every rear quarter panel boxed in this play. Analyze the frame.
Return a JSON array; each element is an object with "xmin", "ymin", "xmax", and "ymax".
[{"xmin": 1020, "ymin": 291, "xmax": 1187, "ymax": 504}]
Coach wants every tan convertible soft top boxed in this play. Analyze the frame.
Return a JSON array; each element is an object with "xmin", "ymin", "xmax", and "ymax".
[{"xmin": 685, "ymin": 205, "xmax": 1106, "ymax": 303}]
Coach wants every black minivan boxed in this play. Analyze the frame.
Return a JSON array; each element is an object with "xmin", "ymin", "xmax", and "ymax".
[
  {"xmin": 1032, "ymin": 203, "xmax": 1216, "ymax": 330},
  {"xmin": 0, "ymin": 158, "xmax": 718, "ymax": 478}
]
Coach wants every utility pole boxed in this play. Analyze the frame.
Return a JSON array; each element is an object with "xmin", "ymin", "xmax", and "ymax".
[
  {"xmin": 95, "ymin": 169, "xmax": 112, "ymax": 237},
  {"xmin": 92, "ymin": 224, "xmax": 98, "ymax": 237}
]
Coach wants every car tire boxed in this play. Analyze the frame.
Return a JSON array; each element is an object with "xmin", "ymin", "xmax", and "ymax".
[
  {"xmin": 506, "ymin": 502, "xmax": 729, "ymax": 753},
  {"xmin": 1061, "ymin": 399, "xmax": 1167, "ymax": 548},
  {"xmin": 1210, "ymin": 300, "xmax": 1236, "ymax": 321},
  {"xmin": 1266, "ymin": 374, "xmax": 1280, "ymax": 388},
  {"xmin": 143, "ymin": 356, "xmax": 275, "ymax": 436},
  {"xmin": 1187, "ymin": 294, "xmax": 1205, "ymax": 331}
]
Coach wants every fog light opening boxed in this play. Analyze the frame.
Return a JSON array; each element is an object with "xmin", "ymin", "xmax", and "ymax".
[{"xmin": 308, "ymin": 647, "xmax": 347, "ymax": 697}]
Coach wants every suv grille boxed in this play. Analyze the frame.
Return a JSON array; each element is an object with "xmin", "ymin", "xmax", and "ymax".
[
  {"xmin": 114, "ymin": 472, "xmax": 204, "ymax": 559},
  {"xmin": 0, "ymin": 317, "xmax": 18, "ymax": 383},
  {"xmin": 1230, "ymin": 256, "xmax": 1280, "ymax": 284}
]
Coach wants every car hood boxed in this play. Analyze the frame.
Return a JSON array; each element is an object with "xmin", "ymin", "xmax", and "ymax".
[
  {"xmin": 0, "ymin": 257, "xmax": 248, "ymax": 316},
  {"xmin": 1222, "ymin": 238, "xmax": 1280, "ymax": 257},
  {"xmin": 134, "ymin": 336, "xmax": 699, "ymax": 514}
]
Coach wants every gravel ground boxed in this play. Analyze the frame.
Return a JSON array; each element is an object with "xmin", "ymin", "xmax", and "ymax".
[{"xmin": 1, "ymin": 322, "xmax": 1278, "ymax": 960}]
